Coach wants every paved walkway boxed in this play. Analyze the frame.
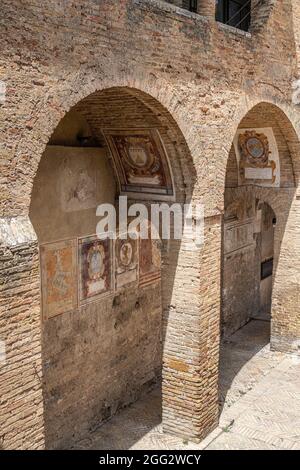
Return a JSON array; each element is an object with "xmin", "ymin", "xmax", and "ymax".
[{"xmin": 74, "ymin": 320, "xmax": 300, "ymax": 450}]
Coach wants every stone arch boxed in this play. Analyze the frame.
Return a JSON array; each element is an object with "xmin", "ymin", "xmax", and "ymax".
[
  {"xmin": 192, "ymin": 94, "xmax": 300, "ymax": 217},
  {"xmin": 222, "ymin": 99, "xmax": 300, "ymax": 355},
  {"xmin": 222, "ymin": 97, "xmax": 300, "ymax": 193},
  {"xmin": 27, "ymin": 84, "xmax": 211, "ymax": 448}
]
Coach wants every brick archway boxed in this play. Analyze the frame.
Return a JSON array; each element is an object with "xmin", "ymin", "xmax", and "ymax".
[
  {"xmin": 223, "ymin": 100, "xmax": 300, "ymax": 356},
  {"xmin": 1, "ymin": 82, "xmax": 223, "ymax": 449},
  {"xmin": 32, "ymin": 85, "xmax": 201, "ymax": 448}
]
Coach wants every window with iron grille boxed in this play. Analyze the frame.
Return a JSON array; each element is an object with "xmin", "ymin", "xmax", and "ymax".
[
  {"xmin": 189, "ymin": 0, "xmax": 198, "ymax": 13},
  {"xmin": 216, "ymin": 0, "xmax": 251, "ymax": 32}
]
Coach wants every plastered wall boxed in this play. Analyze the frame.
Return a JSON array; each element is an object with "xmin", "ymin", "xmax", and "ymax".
[{"xmin": 29, "ymin": 137, "xmax": 162, "ymax": 448}]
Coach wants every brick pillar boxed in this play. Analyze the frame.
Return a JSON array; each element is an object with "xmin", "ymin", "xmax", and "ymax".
[
  {"xmin": 271, "ymin": 197, "xmax": 300, "ymax": 354},
  {"xmin": 0, "ymin": 216, "xmax": 45, "ymax": 449},
  {"xmin": 291, "ymin": 0, "xmax": 300, "ymax": 77},
  {"xmin": 198, "ymin": 0, "xmax": 216, "ymax": 18},
  {"xmin": 162, "ymin": 214, "xmax": 221, "ymax": 441}
]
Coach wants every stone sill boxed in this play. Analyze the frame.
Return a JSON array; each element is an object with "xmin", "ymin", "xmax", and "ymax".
[
  {"xmin": 217, "ymin": 21, "xmax": 252, "ymax": 38},
  {"xmin": 134, "ymin": 1, "xmax": 252, "ymax": 39},
  {"xmin": 133, "ymin": 0, "xmax": 209, "ymax": 24}
]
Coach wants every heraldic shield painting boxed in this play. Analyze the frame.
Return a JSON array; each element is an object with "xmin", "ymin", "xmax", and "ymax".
[
  {"xmin": 79, "ymin": 235, "xmax": 113, "ymax": 303},
  {"xmin": 115, "ymin": 232, "xmax": 139, "ymax": 289},
  {"xmin": 103, "ymin": 128, "xmax": 174, "ymax": 199},
  {"xmin": 234, "ymin": 128, "xmax": 280, "ymax": 187},
  {"xmin": 40, "ymin": 239, "xmax": 78, "ymax": 319}
]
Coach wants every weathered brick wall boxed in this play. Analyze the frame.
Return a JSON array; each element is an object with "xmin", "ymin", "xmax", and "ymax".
[
  {"xmin": 0, "ymin": 218, "xmax": 44, "ymax": 449},
  {"xmin": 0, "ymin": 0, "xmax": 297, "ymax": 216},
  {"xmin": 0, "ymin": 0, "xmax": 300, "ymax": 449},
  {"xmin": 271, "ymin": 196, "xmax": 300, "ymax": 354},
  {"xmin": 251, "ymin": 1, "xmax": 276, "ymax": 32},
  {"xmin": 42, "ymin": 283, "xmax": 162, "ymax": 449},
  {"xmin": 292, "ymin": 0, "xmax": 300, "ymax": 74}
]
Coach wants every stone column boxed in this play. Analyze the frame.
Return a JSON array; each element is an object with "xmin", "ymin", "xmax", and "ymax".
[
  {"xmin": 0, "ymin": 217, "xmax": 45, "ymax": 449},
  {"xmin": 198, "ymin": 0, "xmax": 216, "ymax": 18},
  {"xmin": 162, "ymin": 214, "xmax": 221, "ymax": 441}
]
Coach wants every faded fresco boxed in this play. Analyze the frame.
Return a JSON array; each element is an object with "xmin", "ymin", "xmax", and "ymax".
[
  {"xmin": 103, "ymin": 128, "xmax": 174, "ymax": 198},
  {"xmin": 60, "ymin": 152, "xmax": 97, "ymax": 212},
  {"xmin": 234, "ymin": 128, "xmax": 280, "ymax": 187},
  {"xmin": 115, "ymin": 232, "xmax": 139, "ymax": 289},
  {"xmin": 79, "ymin": 235, "xmax": 113, "ymax": 303},
  {"xmin": 139, "ymin": 223, "xmax": 161, "ymax": 287},
  {"xmin": 40, "ymin": 239, "xmax": 77, "ymax": 319}
]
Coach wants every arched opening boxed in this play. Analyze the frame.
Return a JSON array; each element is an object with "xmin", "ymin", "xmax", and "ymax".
[
  {"xmin": 29, "ymin": 87, "xmax": 198, "ymax": 449},
  {"xmin": 220, "ymin": 101, "xmax": 298, "ymax": 413}
]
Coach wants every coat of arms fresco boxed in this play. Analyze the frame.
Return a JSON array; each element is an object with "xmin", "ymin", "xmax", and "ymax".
[
  {"xmin": 234, "ymin": 128, "xmax": 280, "ymax": 187},
  {"xmin": 79, "ymin": 235, "xmax": 113, "ymax": 303},
  {"xmin": 40, "ymin": 239, "xmax": 77, "ymax": 319},
  {"xmin": 102, "ymin": 128, "xmax": 174, "ymax": 199},
  {"xmin": 115, "ymin": 232, "xmax": 139, "ymax": 289}
]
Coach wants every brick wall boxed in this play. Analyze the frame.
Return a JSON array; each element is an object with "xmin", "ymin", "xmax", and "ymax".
[
  {"xmin": 0, "ymin": 218, "xmax": 44, "ymax": 449},
  {"xmin": 0, "ymin": 0, "xmax": 300, "ymax": 449}
]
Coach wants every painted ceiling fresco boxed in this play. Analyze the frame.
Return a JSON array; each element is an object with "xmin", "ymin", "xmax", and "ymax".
[{"xmin": 103, "ymin": 128, "xmax": 174, "ymax": 199}]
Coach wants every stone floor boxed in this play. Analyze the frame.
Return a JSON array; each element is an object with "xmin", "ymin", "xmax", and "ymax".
[{"xmin": 74, "ymin": 320, "xmax": 300, "ymax": 450}]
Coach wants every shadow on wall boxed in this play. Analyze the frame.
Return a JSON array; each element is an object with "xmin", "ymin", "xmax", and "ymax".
[{"xmin": 29, "ymin": 87, "xmax": 197, "ymax": 449}]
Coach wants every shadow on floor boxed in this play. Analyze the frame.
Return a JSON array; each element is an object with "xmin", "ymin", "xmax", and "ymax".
[
  {"xmin": 219, "ymin": 319, "xmax": 271, "ymax": 414},
  {"xmin": 73, "ymin": 319, "xmax": 271, "ymax": 449},
  {"xmin": 73, "ymin": 386, "xmax": 162, "ymax": 450}
]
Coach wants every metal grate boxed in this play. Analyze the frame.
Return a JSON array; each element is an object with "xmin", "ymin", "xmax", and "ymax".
[
  {"xmin": 216, "ymin": 0, "xmax": 251, "ymax": 32},
  {"xmin": 189, "ymin": 0, "xmax": 198, "ymax": 12}
]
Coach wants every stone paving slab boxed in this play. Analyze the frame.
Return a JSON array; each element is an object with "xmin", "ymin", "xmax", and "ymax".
[{"xmin": 205, "ymin": 430, "xmax": 284, "ymax": 450}]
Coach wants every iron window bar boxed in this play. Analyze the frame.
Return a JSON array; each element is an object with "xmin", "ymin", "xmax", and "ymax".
[
  {"xmin": 233, "ymin": 0, "xmax": 265, "ymax": 29},
  {"xmin": 225, "ymin": 0, "xmax": 251, "ymax": 26},
  {"xmin": 226, "ymin": 0, "xmax": 265, "ymax": 30},
  {"xmin": 234, "ymin": 8, "xmax": 252, "ymax": 29},
  {"xmin": 189, "ymin": 0, "xmax": 198, "ymax": 12}
]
